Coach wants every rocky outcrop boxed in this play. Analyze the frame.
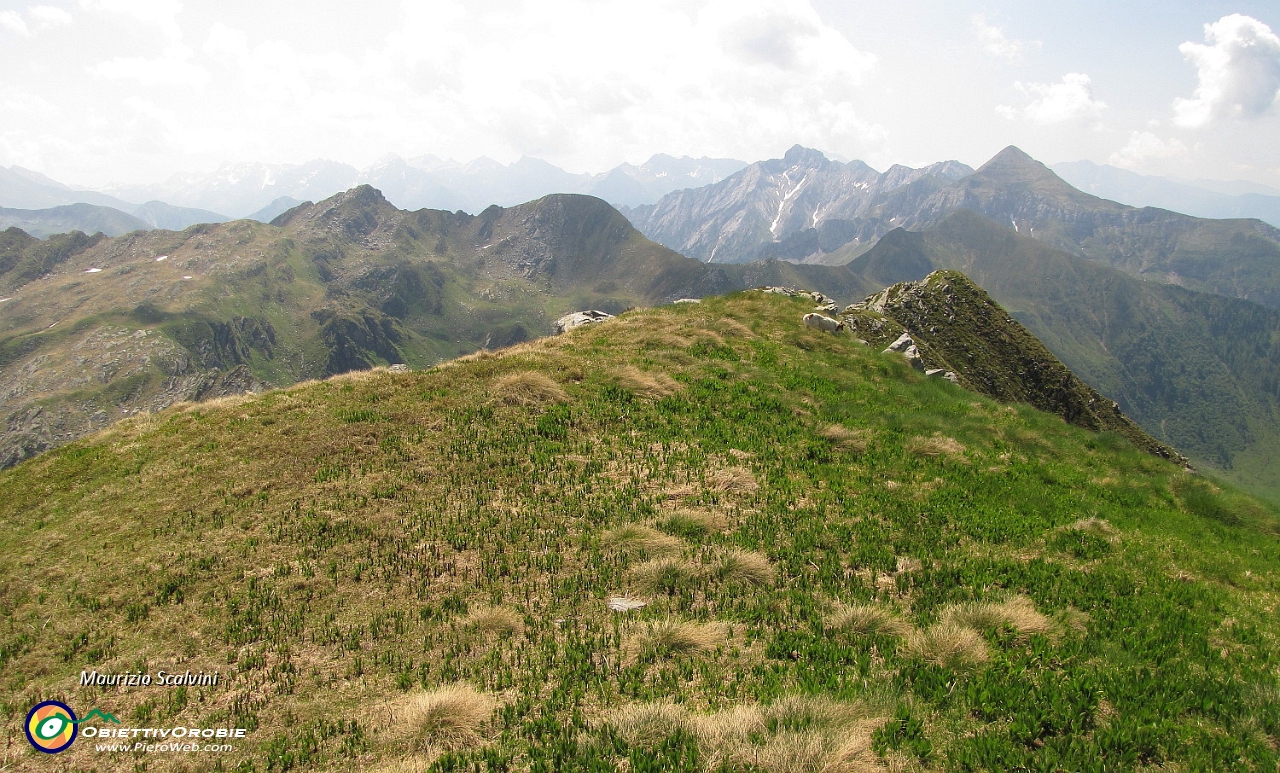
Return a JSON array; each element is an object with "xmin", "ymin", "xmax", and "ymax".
[
  {"xmin": 553, "ymin": 310, "xmax": 613, "ymax": 335},
  {"xmin": 847, "ymin": 270, "xmax": 1187, "ymax": 464}
]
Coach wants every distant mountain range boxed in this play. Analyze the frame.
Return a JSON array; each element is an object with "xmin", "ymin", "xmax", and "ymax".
[
  {"xmin": 0, "ymin": 154, "xmax": 748, "ymax": 235},
  {"xmin": 629, "ymin": 145, "xmax": 1280, "ymax": 310},
  {"xmin": 91, "ymin": 153, "xmax": 747, "ymax": 219},
  {"xmin": 1052, "ymin": 160, "xmax": 1280, "ymax": 228},
  {"xmin": 624, "ymin": 145, "xmax": 974, "ymax": 263}
]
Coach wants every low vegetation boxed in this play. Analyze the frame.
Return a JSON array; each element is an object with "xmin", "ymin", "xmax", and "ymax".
[{"xmin": 0, "ymin": 290, "xmax": 1277, "ymax": 771}]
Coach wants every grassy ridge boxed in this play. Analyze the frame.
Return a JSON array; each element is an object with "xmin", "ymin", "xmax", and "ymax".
[{"xmin": 1, "ymin": 291, "xmax": 1277, "ymax": 771}]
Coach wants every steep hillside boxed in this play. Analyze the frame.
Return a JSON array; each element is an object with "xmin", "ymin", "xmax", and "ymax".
[
  {"xmin": 0, "ymin": 187, "xmax": 867, "ymax": 469},
  {"xmin": 1, "ymin": 292, "xmax": 1276, "ymax": 772},
  {"xmin": 848, "ymin": 210, "xmax": 1280, "ymax": 503},
  {"xmin": 844, "ymin": 270, "xmax": 1183, "ymax": 463}
]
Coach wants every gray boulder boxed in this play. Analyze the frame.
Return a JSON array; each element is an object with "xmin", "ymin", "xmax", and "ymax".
[{"xmin": 553, "ymin": 310, "xmax": 614, "ymax": 335}]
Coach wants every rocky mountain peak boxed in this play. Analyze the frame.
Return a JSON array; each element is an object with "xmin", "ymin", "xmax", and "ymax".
[
  {"xmin": 974, "ymin": 146, "xmax": 1065, "ymax": 187},
  {"xmin": 781, "ymin": 144, "xmax": 830, "ymax": 168}
]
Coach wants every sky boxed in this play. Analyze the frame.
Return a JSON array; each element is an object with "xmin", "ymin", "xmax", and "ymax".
[{"xmin": 0, "ymin": 0, "xmax": 1278, "ymax": 188}]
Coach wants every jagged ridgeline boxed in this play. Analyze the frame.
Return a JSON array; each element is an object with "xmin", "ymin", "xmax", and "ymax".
[{"xmin": 1, "ymin": 292, "xmax": 1276, "ymax": 771}]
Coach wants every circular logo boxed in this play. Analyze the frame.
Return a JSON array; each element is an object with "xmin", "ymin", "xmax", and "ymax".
[{"xmin": 25, "ymin": 701, "xmax": 78, "ymax": 754}]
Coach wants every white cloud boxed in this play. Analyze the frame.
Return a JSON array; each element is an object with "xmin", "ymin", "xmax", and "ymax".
[
  {"xmin": 90, "ymin": 52, "xmax": 208, "ymax": 86},
  {"xmin": 28, "ymin": 5, "xmax": 73, "ymax": 28},
  {"xmin": 1173, "ymin": 14, "xmax": 1280, "ymax": 128},
  {"xmin": 0, "ymin": 10, "xmax": 32, "ymax": 36},
  {"xmin": 0, "ymin": 5, "xmax": 73, "ymax": 37},
  {"xmin": 79, "ymin": 0, "xmax": 183, "ymax": 41},
  {"xmin": 177, "ymin": 0, "xmax": 884, "ymax": 171},
  {"xmin": 972, "ymin": 15, "xmax": 1039, "ymax": 59},
  {"xmin": 81, "ymin": 0, "xmax": 207, "ymax": 86},
  {"xmin": 1108, "ymin": 131, "xmax": 1189, "ymax": 169},
  {"xmin": 996, "ymin": 73, "xmax": 1106, "ymax": 124}
]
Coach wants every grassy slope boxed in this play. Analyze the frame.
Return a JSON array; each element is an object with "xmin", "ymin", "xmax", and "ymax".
[
  {"xmin": 848, "ymin": 210, "xmax": 1280, "ymax": 506},
  {"xmin": 1, "ymin": 292, "xmax": 1278, "ymax": 772}
]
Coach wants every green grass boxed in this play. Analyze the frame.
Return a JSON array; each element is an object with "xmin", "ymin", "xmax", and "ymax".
[{"xmin": 0, "ymin": 291, "xmax": 1277, "ymax": 771}]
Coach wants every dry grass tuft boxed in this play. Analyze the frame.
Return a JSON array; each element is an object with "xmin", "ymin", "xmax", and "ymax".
[
  {"xmin": 198, "ymin": 393, "xmax": 255, "ymax": 411},
  {"xmin": 613, "ymin": 365, "xmax": 682, "ymax": 399},
  {"xmin": 605, "ymin": 702, "xmax": 690, "ymax": 748},
  {"xmin": 627, "ymin": 556, "xmax": 702, "ymax": 593},
  {"xmin": 907, "ymin": 434, "xmax": 967, "ymax": 460},
  {"xmin": 368, "ymin": 759, "xmax": 434, "ymax": 773},
  {"xmin": 715, "ymin": 317, "xmax": 757, "ymax": 338},
  {"xmin": 941, "ymin": 595, "xmax": 1055, "ymax": 641},
  {"xmin": 612, "ymin": 698, "xmax": 885, "ymax": 772},
  {"xmin": 491, "ymin": 371, "xmax": 568, "ymax": 406},
  {"xmin": 903, "ymin": 622, "xmax": 989, "ymax": 668},
  {"xmin": 827, "ymin": 603, "xmax": 913, "ymax": 639},
  {"xmin": 653, "ymin": 508, "xmax": 728, "ymax": 539},
  {"xmin": 460, "ymin": 606, "xmax": 524, "ymax": 637},
  {"xmin": 629, "ymin": 618, "xmax": 727, "ymax": 659},
  {"xmin": 395, "ymin": 683, "xmax": 497, "ymax": 750},
  {"xmin": 601, "ymin": 524, "xmax": 683, "ymax": 554},
  {"xmin": 819, "ymin": 424, "xmax": 870, "ymax": 453},
  {"xmin": 754, "ymin": 730, "xmax": 837, "ymax": 773},
  {"xmin": 707, "ymin": 466, "xmax": 760, "ymax": 494},
  {"xmin": 762, "ymin": 695, "xmax": 860, "ymax": 731},
  {"xmin": 714, "ymin": 549, "xmax": 776, "ymax": 587},
  {"xmin": 690, "ymin": 705, "xmax": 766, "ymax": 767},
  {"xmin": 1069, "ymin": 517, "xmax": 1117, "ymax": 536}
]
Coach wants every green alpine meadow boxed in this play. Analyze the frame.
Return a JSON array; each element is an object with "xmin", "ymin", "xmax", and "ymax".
[{"xmin": 1, "ymin": 289, "xmax": 1277, "ymax": 771}]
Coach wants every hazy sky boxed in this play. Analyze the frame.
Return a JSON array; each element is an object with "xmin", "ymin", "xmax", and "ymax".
[{"xmin": 1, "ymin": 0, "xmax": 1278, "ymax": 187}]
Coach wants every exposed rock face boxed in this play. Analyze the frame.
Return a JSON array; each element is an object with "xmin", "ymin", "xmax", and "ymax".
[
  {"xmin": 847, "ymin": 270, "xmax": 1187, "ymax": 464},
  {"xmin": 626, "ymin": 145, "xmax": 972, "ymax": 264},
  {"xmin": 553, "ymin": 310, "xmax": 614, "ymax": 335},
  {"xmin": 0, "ymin": 360, "xmax": 265, "ymax": 469}
]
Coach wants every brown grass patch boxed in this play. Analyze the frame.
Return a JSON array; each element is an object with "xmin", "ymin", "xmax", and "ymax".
[
  {"xmin": 707, "ymin": 467, "xmax": 759, "ymax": 494},
  {"xmin": 699, "ymin": 697, "xmax": 885, "ymax": 773},
  {"xmin": 605, "ymin": 702, "xmax": 690, "ymax": 748},
  {"xmin": 714, "ymin": 549, "xmax": 775, "ymax": 587},
  {"xmin": 394, "ymin": 683, "xmax": 497, "ymax": 750},
  {"xmin": 368, "ymin": 759, "xmax": 434, "ymax": 773},
  {"xmin": 600, "ymin": 524, "xmax": 683, "ymax": 554},
  {"xmin": 907, "ymin": 434, "xmax": 967, "ymax": 461},
  {"xmin": 819, "ymin": 424, "xmax": 870, "ymax": 453},
  {"xmin": 460, "ymin": 606, "xmax": 524, "ymax": 637},
  {"xmin": 715, "ymin": 317, "xmax": 757, "ymax": 338},
  {"xmin": 902, "ymin": 622, "xmax": 989, "ymax": 668},
  {"xmin": 1069, "ymin": 517, "xmax": 1117, "ymax": 536},
  {"xmin": 690, "ymin": 705, "xmax": 767, "ymax": 767},
  {"xmin": 627, "ymin": 556, "xmax": 702, "ymax": 593},
  {"xmin": 613, "ymin": 365, "xmax": 682, "ymax": 399},
  {"xmin": 827, "ymin": 603, "xmax": 912, "ymax": 639},
  {"xmin": 940, "ymin": 595, "xmax": 1056, "ymax": 641},
  {"xmin": 628, "ymin": 618, "xmax": 727, "ymax": 659},
  {"xmin": 491, "ymin": 371, "xmax": 568, "ymax": 406}
]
